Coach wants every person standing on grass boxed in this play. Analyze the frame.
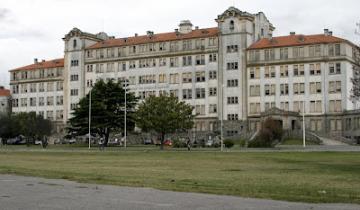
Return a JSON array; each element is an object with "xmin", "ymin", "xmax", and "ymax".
[
  {"xmin": 186, "ymin": 138, "xmax": 191, "ymax": 151},
  {"xmin": 99, "ymin": 137, "xmax": 105, "ymax": 151}
]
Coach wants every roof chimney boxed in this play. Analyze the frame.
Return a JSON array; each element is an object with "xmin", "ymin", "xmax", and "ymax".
[
  {"xmin": 135, "ymin": 33, "xmax": 138, "ymax": 37},
  {"xmin": 42, "ymin": 59, "xmax": 46, "ymax": 62},
  {"xmin": 195, "ymin": 26, "xmax": 199, "ymax": 30},
  {"xmin": 175, "ymin": 29, "xmax": 179, "ymax": 33},
  {"xmin": 329, "ymin": 31, "xmax": 333, "ymax": 36},
  {"xmin": 290, "ymin": 32, "xmax": 296, "ymax": 35},
  {"xmin": 324, "ymin": 29, "xmax": 329, "ymax": 36},
  {"xmin": 0, "ymin": 86, "xmax": 4, "ymax": 90},
  {"xmin": 147, "ymin": 31, "xmax": 154, "ymax": 37},
  {"xmin": 268, "ymin": 33, "xmax": 273, "ymax": 40},
  {"xmin": 34, "ymin": 58, "xmax": 38, "ymax": 64}
]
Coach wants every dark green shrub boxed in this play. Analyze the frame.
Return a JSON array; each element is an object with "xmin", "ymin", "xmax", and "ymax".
[{"xmin": 224, "ymin": 139, "xmax": 235, "ymax": 148}]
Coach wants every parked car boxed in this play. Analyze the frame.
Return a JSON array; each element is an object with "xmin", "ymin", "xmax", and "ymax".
[
  {"xmin": 163, "ymin": 139, "xmax": 172, "ymax": 146},
  {"xmin": 144, "ymin": 139, "xmax": 152, "ymax": 145}
]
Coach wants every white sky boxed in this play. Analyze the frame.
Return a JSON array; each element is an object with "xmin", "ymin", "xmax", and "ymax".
[{"xmin": 0, "ymin": 0, "xmax": 359, "ymax": 88}]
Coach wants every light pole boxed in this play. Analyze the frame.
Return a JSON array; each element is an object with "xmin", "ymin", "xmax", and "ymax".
[
  {"xmin": 302, "ymin": 100, "xmax": 306, "ymax": 148},
  {"xmin": 220, "ymin": 84, "xmax": 225, "ymax": 152},
  {"xmin": 124, "ymin": 80, "xmax": 128, "ymax": 149},
  {"xmin": 88, "ymin": 89, "xmax": 91, "ymax": 149}
]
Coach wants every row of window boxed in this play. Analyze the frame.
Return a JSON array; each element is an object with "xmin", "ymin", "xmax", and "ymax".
[
  {"xmin": 11, "ymin": 68, "xmax": 63, "ymax": 81},
  {"xmin": 12, "ymin": 96, "xmax": 63, "ymax": 107},
  {"xmin": 12, "ymin": 82, "xmax": 63, "ymax": 94},
  {"xmin": 86, "ymin": 54, "xmax": 218, "ymax": 73},
  {"xmin": 248, "ymin": 100, "xmax": 342, "ymax": 114},
  {"xmin": 249, "ymin": 62, "xmax": 342, "ymax": 79},
  {"xmin": 249, "ymin": 81, "xmax": 341, "ymax": 96},
  {"xmin": 248, "ymin": 43, "xmax": 341, "ymax": 62},
  {"xmin": 86, "ymin": 37, "xmax": 218, "ymax": 59}
]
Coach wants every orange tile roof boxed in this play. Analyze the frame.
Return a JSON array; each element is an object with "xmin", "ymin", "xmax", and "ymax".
[
  {"xmin": 87, "ymin": 27, "xmax": 219, "ymax": 49},
  {"xmin": 0, "ymin": 88, "xmax": 10, "ymax": 97},
  {"xmin": 10, "ymin": 58, "xmax": 64, "ymax": 72},
  {"xmin": 248, "ymin": 34, "xmax": 347, "ymax": 50}
]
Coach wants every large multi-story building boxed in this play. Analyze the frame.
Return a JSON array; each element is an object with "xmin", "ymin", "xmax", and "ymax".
[
  {"xmin": 0, "ymin": 86, "xmax": 11, "ymax": 115},
  {"xmin": 8, "ymin": 6, "xmax": 360, "ymax": 142},
  {"xmin": 9, "ymin": 58, "xmax": 65, "ymax": 132}
]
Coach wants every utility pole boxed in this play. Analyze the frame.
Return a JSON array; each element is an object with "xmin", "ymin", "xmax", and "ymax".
[
  {"xmin": 302, "ymin": 100, "xmax": 306, "ymax": 148},
  {"xmin": 88, "ymin": 89, "xmax": 91, "ymax": 149},
  {"xmin": 220, "ymin": 84, "xmax": 224, "ymax": 152},
  {"xmin": 124, "ymin": 80, "xmax": 128, "ymax": 149}
]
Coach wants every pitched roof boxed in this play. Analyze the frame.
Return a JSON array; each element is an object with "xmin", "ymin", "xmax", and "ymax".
[
  {"xmin": 10, "ymin": 58, "xmax": 64, "ymax": 72},
  {"xmin": 0, "ymin": 88, "xmax": 10, "ymax": 97},
  {"xmin": 87, "ymin": 27, "xmax": 219, "ymax": 49},
  {"xmin": 248, "ymin": 34, "xmax": 348, "ymax": 50}
]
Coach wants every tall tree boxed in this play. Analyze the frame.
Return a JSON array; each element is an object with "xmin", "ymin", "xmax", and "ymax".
[
  {"xmin": 68, "ymin": 79, "xmax": 137, "ymax": 146},
  {"xmin": 135, "ymin": 95, "xmax": 194, "ymax": 150}
]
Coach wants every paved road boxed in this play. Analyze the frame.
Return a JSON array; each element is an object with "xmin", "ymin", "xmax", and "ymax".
[{"xmin": 0, "ymin": 175, "xmax": 359, "ymax": 210}]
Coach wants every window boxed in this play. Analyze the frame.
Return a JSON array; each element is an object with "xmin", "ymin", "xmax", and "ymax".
[
  {"xmin": 329, "ymin": 100, "xmax": 342, "ymax": 112},
  {"xmin": 87, "ymin": 79, "xmax": 93, "ymax": 87},
  {"xmin": 227, "ymin": 79, "xmax": 238, "ymax": 87},
  {"xmin": 56, "ymin": 96, "xmax": 63, "ymax": 106},
  {"xmin": 70, "ymin": 89, "xmax": 78, "ymax": 96},
  {"xmin": 56, "ymin": 82, "xmax": 63, "ymax": 91},
  {"xmin": 227, "ymin": 45, "xmax": 238, "ymax": 53},
  {"xmin": 20, "ymin": 98, "xmax": 27, "ymax": 107},
  {"xmin": 70, "ymin": 74, "xmax": 79, "ymax": 81},
  {"xmin": 265, "ymin": 102, "xmax": 276, "ymax": 111},
  {"xmin": 106, "ymin": 63, "xmax": 115, "ymax": 72},
  {"xmin": 209, "ymin": 38, "xmax": 217, "ymax": 46},
  {"xmin": 264, "ymin": 84, "xmax": 276, "ymax": 96},
  {"xmin": 228, "ymin": 114, "xmax": 239, "ymax": 121},
  {"xmin": 250, "ymin": 68, "xmax": 260, "ymax": 79},
  {"xmin": 70, "ymin": 103, "xmax": 77, "ymax": 110},
  {"xmin": 227, "ymin": 97, "xmax": 239, "ymax": 104},
  {"xmin": 70, "ymin": 60, "xmax": 79, "ymax": 67},
  {"xmin": 329, "ymin": 81, "xmax": 341, "ymax": 93},
  {"xmin": 280, "ymin": 84, "xmax": 289, "ymax": 95},
  {"xmin": 329, "ymin": 63, "xmax": 341, "ymax": 74},
  {"xmin": 293, "ymin": 47, "xmax": 304, "ymax": 58},
  {"xmin": 229, "ymin": 20, "xmax": 235, "ymax": 30},
  {"xmin": 46, "ymin": 111, "xmax": 54, "ymax": 121},
  {"xmin": 280, "ymin": 102, "xmax": 289, "ymax": 111},
  {"xmin": 182, "ymin": 56, "xmax": 192, "ymax": 66},
  {"xmin": 196, "ymin": 88, "xmax": 206, "ymax": 99},
  {"xmin": 73, "ymin": 39, "xmax": 77, "ymax": 48},
  {"xmin": 310, "ymin": 63, "xmax": 321, "ymax": 75},
  {"xmin": 47, "ymin": 82, "xmax": 54, "ymax": 92},
  {"xmin": 87, "ymin": 65, "xmax": 93, "ymax": 72},
  {"xmin": 310, "ymin": 82, "xmax": 322, "ymax": 94},
  {"xmin": 195, "ymin": 55, "xmax": 205, "ymax": 65},
  {"xmin": 30, "ymin": 97, "xmax": 36, "ymax": 107},
  {"xmin": 158, "ymin": 74, "xmax": 167, "ymax": 83},
  {"xmin": 170, "ymin": 41, "xmax": 178, "ymax": 52},
  {"xmin": 293, "ymin": 64, "xmax": 304, "ymax": 76},
  {"xmin": 293, "ymin": 101, "xmax": 304, "ymax": 113},
  {"xmin": 169, "ymin": 73, "xmax": 179, "ymax": 84},
  {"xmin": 293, "ymin": 83, "xmax": 305, "ymax": 95},
  {"xmin": 310, "ymin": 100, "xmax": 322, "ymax": 113},
  {"xmin": 280, "ymin": 48, "xmax": 288, "ymax": 59},
  {"xmin": 159, "ymin": 58, "xmax": 167, "ymax": 67},
  {"xmin": 209, "ymin": 104, "xmax": 217, "ymax": 113},
  {"xmin": 159, "ymin": 42, "xmax": 166, "ymax": 51},
  {"xmin": 169, "ymin": 90, "xmax": 179, "ymax": 98},
  {"xmin": 309, "ymin": 46, "xmax": 315, "ymax": 57},
  {"xmin": 195, "ymin": 72, "xmax": 205, "ymax": 82},
  {"xmin": 170, "ymin": 57, "xmax": 179, "ymax": 67},
  {"xmin": 182, "ymin": 89, "xmax": 192, "ymax": 99},
  {"xmin": 47, "ymin": 96, "xmax": 54, "ymax": 106},
  {"xmin": 30, "ymin": 83, "xmax": 37, "ymax": 93},
  {"xmin": 250, "ymin": 85, "xmax": 260, "ymax": 96},
  {"xmin": 209, "ymin": 71, "xmax": 217, "ymax": 80},
  {"xmin": 209, "ymin": 87, "xmax": 217, "ymax": 96},
  {"xmin": 209, "ymin": 54, "xmax": 217, "ymax": 62},
  {"xmin": 56, "ymin": 110, "xmax": 64, "ymax": 120},
  {"xmin": 182, "ymin": 40, "xmax": 192, "ymax": 51},
  {"xmin": 195, "ymin": 105, "xmax": 205, "ymax": 116},
  {"xmin": 249, "ymin": 103, "xmax": 261, "ymax": 114},
  {"xmin": 182, "ymin": 72, "xmax": 192, "ymax": 83},
  {"xmin": 264, "ymin": 66, "xmax": 275, "ymax": 78},
  {"xmin": 227, "ymin": 62, "xmax": 238, "ymax": 70},
  {"xmin": 139, "ymin": 75, "xmax": 156, "ymax": 84},
  {"xmin": 280, "ymin": 65, "xmax": 288, "ymax": 77}
]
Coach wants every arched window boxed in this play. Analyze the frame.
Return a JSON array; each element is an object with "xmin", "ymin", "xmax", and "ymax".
[
  {"xmin": 229, "ymin": 20, "xmax": 235, "ymax": 30},
  {"xmin": 261, "ymin": 28, "xmax": 264, "ymax": 36},
  {"xmin": 73, "ymin": 39, "xmax": 77, "ymax": 48}
]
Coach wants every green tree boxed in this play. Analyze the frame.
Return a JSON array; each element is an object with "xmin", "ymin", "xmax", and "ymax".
[
  {"xmin": 0, "ymin": 112, "xmax": 52, "ymax": 145},
  {"xmin": 135, "ymin": 95, "xmax": 194, "ymax": 150},
  {"xmin": 68, "ymin": 79, "xmax": 137, "ymax": 146}
]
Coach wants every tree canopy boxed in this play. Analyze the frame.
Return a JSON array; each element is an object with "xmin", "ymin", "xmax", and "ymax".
[
  {"xmin": 135, "ymin": 95, "xmax": 194, "ymax": 149},
  {"xmin": 0, "ymin": 112, "xmax": 52, "ymax": 145},
  {"xmin": 68, "ymin": 79, "xmax": 137, "ymax": 146}
]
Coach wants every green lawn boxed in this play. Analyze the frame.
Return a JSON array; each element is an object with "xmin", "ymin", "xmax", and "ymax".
[
  {"xmin": 0, "ymin": 146, "xmax": 359, "ymax": 204},
  {"xmin": 281, "ymin": 139, "xmax": 320, "ymax": 145}
]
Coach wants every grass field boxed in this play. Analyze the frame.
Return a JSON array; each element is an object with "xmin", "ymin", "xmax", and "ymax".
[{"xmin": 0, "ymin": 145, "xmax": 359, "ymax": 204}]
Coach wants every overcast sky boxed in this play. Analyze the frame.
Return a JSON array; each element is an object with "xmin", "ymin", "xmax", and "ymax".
[{"xmin": 0, "ymin": 0, "xmax": 359, "ymax": 88}]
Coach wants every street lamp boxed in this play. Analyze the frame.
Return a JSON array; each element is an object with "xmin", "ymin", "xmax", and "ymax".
[
  {"xmin": 302, "ymin": 100, "xmax": 306, "ymax": 148},
  {"xmin": 124, "ymin": 79, "xmax": 129, "ymax": 149},
  {"xmin": 88, "ymin": 88, "xmax": 92, "ymax": 149},
  {"xmin": 220, "ymin": 84, "xmax": 225, "ymax": 152}
]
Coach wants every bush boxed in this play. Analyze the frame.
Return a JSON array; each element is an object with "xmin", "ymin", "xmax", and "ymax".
[
  {"xmin": 223, "ymin": 139, "xmax": 235, "ymax": 148},
  {"xmin": 172, "ymin": 139, "xmax": 187, "ymax": 148}
]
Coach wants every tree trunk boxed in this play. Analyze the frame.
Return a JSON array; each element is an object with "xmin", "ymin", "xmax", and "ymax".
[
  {"xmin": 160, "ymin": 133, "xmax": 165, "ymax": 150},
  {"xmin": 104, "ymin": 129, "xmax": 110, "ymax": 147}
]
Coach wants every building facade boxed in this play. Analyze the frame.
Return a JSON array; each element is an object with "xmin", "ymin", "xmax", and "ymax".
[
  {"xmin": 9, "ymin": 58, "xmax": 65, "ymax": 132},
  {"xmin": 0, "ymin": 86, "xmax": 11, "ymax": 115},
  {"xmin": 8, "ymin": 6, "xmax": 360, "ymax": 142}
]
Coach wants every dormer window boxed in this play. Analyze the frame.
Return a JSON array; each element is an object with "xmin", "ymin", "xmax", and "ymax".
[
  {"xmin": 73, "ymin": 39, "xmax": 77, "ymax": 48},
  {"xmin": 229, "ymin": 20, "xmax": 235, "ymax": 30}
]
